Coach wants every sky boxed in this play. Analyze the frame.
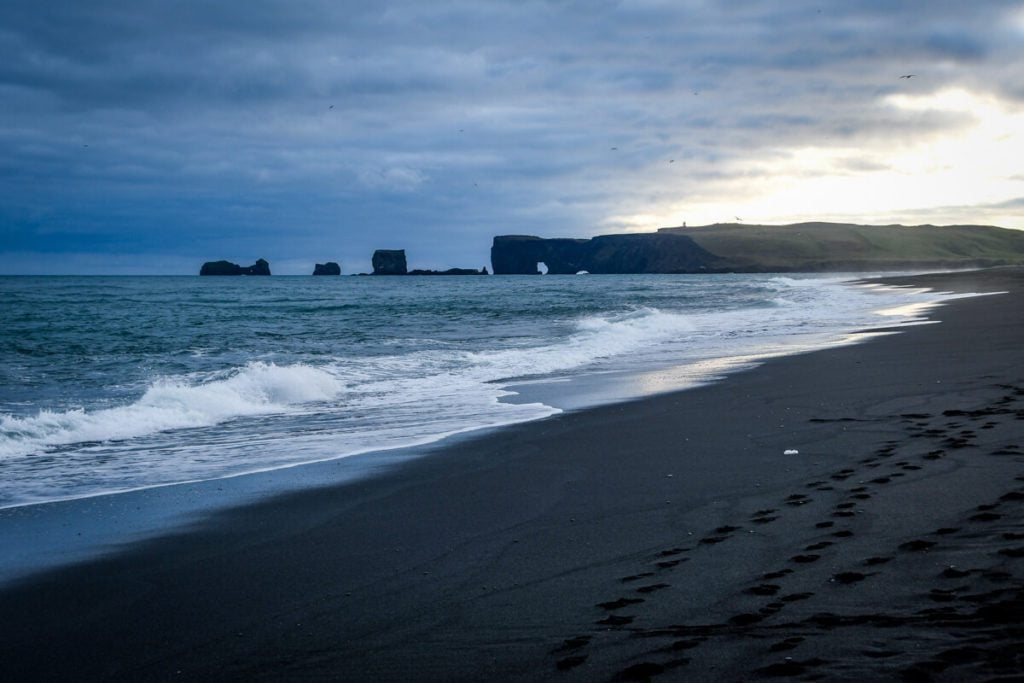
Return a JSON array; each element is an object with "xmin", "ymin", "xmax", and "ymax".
[{"xmin": 1, "ymin": 1, "xmax": 1023, "ymax": 274}]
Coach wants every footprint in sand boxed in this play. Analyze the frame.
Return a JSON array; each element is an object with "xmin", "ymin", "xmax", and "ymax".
[
  {"xmin": 790, "ymin": 554, "xmax": 821, "ymax": 563},
  {"xmin": 612, "ymin": 660, "xmax": 689, "ymax": 681},
  {"xmin": 805, "ymin": 541, "xmax": 833, "ymax": 551},
  {"xmin": 596, "ymin": 614, "xmax": 634, "ymax": 626},
  {"xmin": 928, "ymin": 588, "xmax": 965, "ymax": 602},
  {"xmin": 969, "ymin": 512, "xmax": 1002, "ymax": 522},
  {"xmin": 669, "ymin": 638, "xmax": 704, "ymax": 651},
  {"xmin": 555, "ymin": 654, "xmax": 587, "ymax": 670},
  {"xmin": 763, "ymin": 569, "xmax": 793, "ymax": 580},
  {"xmin": 597, "ymin": 597, "xmax": 644, "ymax": 610},
  {"xmin": 752, "ymin": 515, "xmax": 779, "ymax": 524},
  {"xmin": 832, "ymin": 571, "xmax": 873, "ymax": 584},
  {"xmin": 699, "ymin": 536, "xmax": 728, "ymax": 545},
  {"xmin": 729, "ymin": 612, "xmax": 765, "ymax": 626},
  {"xmin": 899, "ymin": 540, "xmax": 937, "ymax": 552},
  {"xmin": 769, "ymin": 636, "xmax": 805, "ymax": 652},
  {"xmin": 554, "ymin": 635, "xmax": 591, "ymax": 651}
]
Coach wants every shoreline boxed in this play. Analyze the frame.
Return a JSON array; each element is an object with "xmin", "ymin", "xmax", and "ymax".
[
  {"xmin": 0, "ymin": 273, "xmax": 968, "ymax": 583},
  {"xmin": 1, "ymin": 267, "xmax": 1022, "ymax": 680}
]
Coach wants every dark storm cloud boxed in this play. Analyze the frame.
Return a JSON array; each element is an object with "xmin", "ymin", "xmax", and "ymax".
[{"xmin": 0, "ymin": 0, "xmax": 1021, "ymax": 273}]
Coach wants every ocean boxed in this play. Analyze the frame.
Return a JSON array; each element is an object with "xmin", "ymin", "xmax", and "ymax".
[{"xmin": 0, "ymin": 273, "xmax": 970, "ymax": 510}]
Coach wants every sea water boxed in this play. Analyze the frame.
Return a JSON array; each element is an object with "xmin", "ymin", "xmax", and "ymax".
[{"xmin": 0, "ymin": 273, "xmax": 969, "ymax": 509}]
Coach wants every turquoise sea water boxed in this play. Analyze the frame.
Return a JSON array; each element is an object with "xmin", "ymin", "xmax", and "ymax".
[{"xmin": 0, "ymin": 273, "xmax": 965, "ymax": 508}]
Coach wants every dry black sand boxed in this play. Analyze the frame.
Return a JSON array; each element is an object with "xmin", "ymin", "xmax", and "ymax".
[{"xmin": 1, "ymin": 268, "xmax": 1023, "ymax": 681}]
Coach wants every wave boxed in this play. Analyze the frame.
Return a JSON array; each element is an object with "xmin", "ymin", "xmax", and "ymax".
[
  {"xmin": 0, "ymin": 307, "xmax": 698, "ymax": 462},
  {"xmin": 0, "ymin": 362, "xmax": 343, "ymax": 458},
  {"xmin": 1, "ymin": 276, "xmax": 969, "ymax": 508},
  {"xmin": 460, "ymin": 307, "xmax": 697, "ymax": 380}
]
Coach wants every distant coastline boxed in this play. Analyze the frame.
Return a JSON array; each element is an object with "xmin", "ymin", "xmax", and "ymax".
[
  {"xmin": 198, "ymin": 222, "xmax": 1024, "ymax": 278},
  {"xmin": 491, "ymin": 222, "xmax": 1024, "ymax": 274}
]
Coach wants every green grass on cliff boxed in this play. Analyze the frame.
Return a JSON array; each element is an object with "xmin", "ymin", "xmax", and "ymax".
[{"xmin": 658, "ymin": 222, "xmax": 1024, "ymax": 271}]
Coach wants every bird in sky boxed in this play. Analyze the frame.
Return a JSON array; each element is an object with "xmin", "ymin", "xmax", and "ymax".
[
  {"xmin": 899, "ymin": 74, "xmax": 915, "ymax": 79},
  {"xmin": 668, "ymin": 159, "xmax": 675, "ymax": 163},
  {"xmin": 610, "ymin": 147, "xmax": 618, "ymax": 151},
  {"xmin": 328, "ymin": 105, "xmax": 334, "ymax": 109}
]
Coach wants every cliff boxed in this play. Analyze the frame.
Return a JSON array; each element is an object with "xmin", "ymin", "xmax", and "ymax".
[
  {"xmin": 658, "ymin": 222, "xmax": 1024, "ymax": 272},
  {"xmin": 490, "ymin": 234, "xmax": 718, "ymax": 274},
  {"xmin": 313, "ymin": 262, "xmax": 341, "ymax": 276},
  {"xmin": 372, "ymin": 250, "xmax": 408, "ymax": 275},
  {"xmin": 200, "ymin": 259, "xmax": 271, "ymax": 276},
  {"xmin": 491, "ymin": 223, "xmax": 1024, "ymax": 274}
]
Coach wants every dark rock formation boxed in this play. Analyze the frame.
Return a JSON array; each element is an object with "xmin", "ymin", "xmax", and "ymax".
[
  {"xmin": 657, "ymin": 222, "xmax": 1024, "ymax": 272},
  {"xmin": 313, "ymin": 262, "xmax": 341, "ymax": 276},
  {"xmin": 407, "ymin": 267, "xmax": 488, "ymax": 275},
  {"xmin": 492, "ymin": 222, "xmax": 1024, "ymax": 274},
  {"xmin": 200, "ymin": 259, "xmax": 271, "ymax": 276},
  {"xmin": 371, "ymin": 250, "xmax": 408, "ymax": 275},
  {"xmin": 490, "ymin": 234, "xmax": 718, "ymax": 274}
]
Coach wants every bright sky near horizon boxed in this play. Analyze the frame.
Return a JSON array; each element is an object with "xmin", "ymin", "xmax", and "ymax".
[{"xmin": 2, "ymin": 1, "xmax": 1023, "ymax": 274}]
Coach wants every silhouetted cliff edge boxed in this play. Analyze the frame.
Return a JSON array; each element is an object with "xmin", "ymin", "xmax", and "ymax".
[
  {"xmin": 491, "ymin": 223, "xmax": 1024, "ymax": 274},
  {"xmin": 200, "ymin": 259, "xmax": 271, "ymax": 276}
]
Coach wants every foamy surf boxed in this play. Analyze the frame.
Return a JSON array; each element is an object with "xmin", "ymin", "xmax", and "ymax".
[
  {"xmin": 0, "ymin": 362, "xmax": 343, "ymax": 459},
  {"xmin": 0, "ymin": 273, "xmax": 985, "ymax": 508}
]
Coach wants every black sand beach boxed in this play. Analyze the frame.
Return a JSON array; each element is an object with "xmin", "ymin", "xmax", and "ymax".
[{"xmin": 2, "ymin": 268, "xmax": 1023, "ymax": 681}]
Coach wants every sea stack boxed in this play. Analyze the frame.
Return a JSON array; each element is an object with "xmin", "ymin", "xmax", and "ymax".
[
  {"xmin": 200, "ymin": 259, "xmax": 271, "ymax": 276},
  {"xmin": 371, "ymin": 250, "xmax": 407, "ymax": 275},
  {"xmin": 313, "ymin": 262, "xmax": 341, "ymax": 276}
]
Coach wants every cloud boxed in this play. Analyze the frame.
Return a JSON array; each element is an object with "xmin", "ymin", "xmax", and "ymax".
[
  {"xmin": 357, "ymin": 166, "xmax": 428, "ymax": 193},
  {"xmin": 1, "ymin": 0, "xmax": 1022, "ymax": 273}
]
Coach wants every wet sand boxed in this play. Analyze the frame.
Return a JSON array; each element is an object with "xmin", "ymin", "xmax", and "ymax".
[{"xmin": 1, "ymin": 268, "xmax": 1022, "ymax": 681}]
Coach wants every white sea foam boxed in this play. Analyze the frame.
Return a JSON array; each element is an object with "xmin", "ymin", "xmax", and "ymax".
[
  {"xmin": 462, "ymin": 307, "xmax": 697, "ymax": 379},
  {"xmin": 0, "ymin": 274, "xmax": 989, "ymax": 508},
  {"xmin": 0, "ymin": 362, "xmax": 343, "ymax": 459}
]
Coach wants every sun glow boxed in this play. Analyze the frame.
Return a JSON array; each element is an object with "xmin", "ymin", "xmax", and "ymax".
[{"xmin": 619, "ymin": 88, "xmax": 1024, "ymax": 231}]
